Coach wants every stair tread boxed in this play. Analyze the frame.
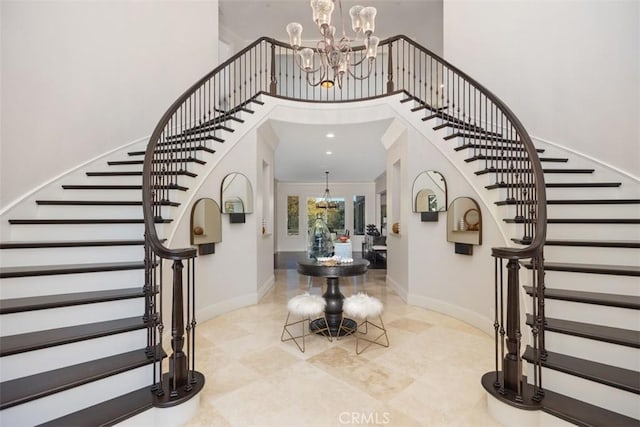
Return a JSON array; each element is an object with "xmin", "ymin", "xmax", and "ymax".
[
  {"xmin": 8, "ymin": 218, "xmax": 171, "ymax": 224},
  {"xmin": 526, "ymin": 314, "xmax": 640, "ymax": 348},
  {"xmin": 86, "ymin": 170, "xmax": 197, "ymax": 178},
  {"xmin": 127, "ymin": 145, "xmax": 215, "ymax": 156},
  {"xmin": 0, "ymin": 239, "xmax": 146, "ymax": 249},
  {"xmin": 35, "ymin": 200, "xmax": 179, "ymax": 207},
  {"xmin": 0, "ymin": 347, "xmax": 158, "ymax": 410},
  {"xmin": 454, "ymin": 143, "xmax": 544, "ymax": 153},
  {"xmin": 505, "ymin": 218, "xmax": 639, "ymax": 224},
  {"xmin": 496, "ymin": 199, "xmax": 640, "ymax": 205},
  {"xmin": 0, "ymin": 316, "xmax": 147, "ymax": 357},
  {"xmin": 444, "ymin": 132, "xmax": 519, "ymax": 143},
  {"xmin": 62, "ymin": 184, "xmax": 189, "ymax": 191},
  {"xmin": 523, "ymin": 261, "xmax": 640, "ymax": 276},
  {"xmin": 512, "ymin": 238, "xmax": 640, "ymax": 248},
  {"xmin": 108, "ymin": 158, "xmax": 207, "ymax": 166},
  {"xmin": 39, "ymin": 385, "xmax": 154, "ymax": 427},
  {"xmin": 0, "ymin": 287, "xmax": 145, "ymax": 314},
  {"xmin": 523, "ymin": 285, "xmax": 640, "ymax": 309},
  {"xmin": 487, "ymin": 182, "xmax": 621, "ymax": 189},
  {"xmin": 467, "ymin": 155, "xmax": 568, "ymax": 162},
  {"xmin": 522, "ymin": 346, "xmax": 640, "ymax": 394},
  {"xmin": 0, "ymin": 260, "xmax": 145, "ymax": 279},
  {"xmin": 476, "ymin": 168, "xmax": 594, "ymax": 175},
  {"xmin": 540, "ymin": 387, "xmax": 640, "ymax": 427}
]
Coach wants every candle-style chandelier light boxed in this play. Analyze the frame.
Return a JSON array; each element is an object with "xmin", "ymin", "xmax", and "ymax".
[
  {"xmin": 286, "ymin": 0, "xmax": 380, "ymax": 89},
  {"xmin": 316, "ymin": 171, "xmax": 339, "ymax": 210}
]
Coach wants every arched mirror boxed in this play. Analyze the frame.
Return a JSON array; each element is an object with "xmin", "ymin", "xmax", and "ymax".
[
  {"xmin": 221, "ymin": 173, "xmax": 253, "ymax": 223},
  {"xmin": 191, "ymin": 198, "xmax": 222, "ymax": 255},
  {"xmin": 412, "ymin": 170, "xmax": 447, "ymax": 221},
  {"xmin": 447, "ymin": 197, "xmax": 482, "ymax": 255}
]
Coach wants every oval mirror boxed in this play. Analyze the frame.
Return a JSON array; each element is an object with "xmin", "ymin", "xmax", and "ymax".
[
  {"xmin": 447, "ymin": 197, "xmax": 482, "ymax": 245},
  {"xmin": 412, "ymin": 170, "xmax": 447, "ymax": 213},
  {"xmin": 221, "ymin": 173, "xmax": 253, "ymax": 223}
]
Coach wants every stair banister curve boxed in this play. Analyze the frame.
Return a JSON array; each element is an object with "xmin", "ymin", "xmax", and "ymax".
[{"xmin": 142, "ymin": 34, "xmax": 547, "ymax": 410}]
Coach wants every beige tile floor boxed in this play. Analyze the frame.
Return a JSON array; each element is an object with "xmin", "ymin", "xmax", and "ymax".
[{"xmin": 184, "ymin": 269, "xmax": 503, "ymax": 427}]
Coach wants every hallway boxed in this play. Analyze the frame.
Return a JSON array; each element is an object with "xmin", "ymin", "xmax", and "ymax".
[{"xmin": 184, "ymin": 267, "xmax": 501, "ymax": 426}]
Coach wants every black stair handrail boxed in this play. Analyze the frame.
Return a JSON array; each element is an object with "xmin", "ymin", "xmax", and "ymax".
[
  {"xmin": 143, "ymin": 34, "xmax": 547, "ymax": 408},
  {"xmin": 144, "ymin": 34, "xmax": 546, "ymax": 259}
]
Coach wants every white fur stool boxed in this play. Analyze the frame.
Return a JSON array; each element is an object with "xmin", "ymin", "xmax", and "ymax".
[
  {"xmin": 340, "ymin": 292, "xmax": 389, "ymax": 354},
  {"xmin": 281, "ymin": 292, "xmax": 332, "ymax": 352}
]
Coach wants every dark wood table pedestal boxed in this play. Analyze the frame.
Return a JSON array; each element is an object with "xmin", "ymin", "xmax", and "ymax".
[{"xmin": 297, "ymin": 259, "xmax": 369, "ymax": 337}]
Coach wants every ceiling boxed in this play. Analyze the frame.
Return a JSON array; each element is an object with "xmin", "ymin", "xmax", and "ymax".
[{"xmin": 219, "ymin": 0, "xmax": 441, "ymax": 183}]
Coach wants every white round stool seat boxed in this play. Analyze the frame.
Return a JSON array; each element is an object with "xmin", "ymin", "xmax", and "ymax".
[
  {"xmin": 343, "ymin": 293, "xmax": 383, "ymax": 319},
  {"xmin": 287, "ymin": 292, "xmax": 326, "ymax": 317}
]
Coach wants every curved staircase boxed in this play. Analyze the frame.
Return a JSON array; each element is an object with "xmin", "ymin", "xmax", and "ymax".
[
  {"xmin": 400, "ymin": 97, "xmax": 640, "ymax": 425},
  {"xmin": 0, "ymin": 104, "xmax": 259, "ymax": 425}
]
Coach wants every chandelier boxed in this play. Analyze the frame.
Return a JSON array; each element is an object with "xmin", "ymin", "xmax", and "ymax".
[
  {"xmin": 316, "ymin": 171, "xmax": 339, "ymax": 209},
  {"xmin": 286, "ymin": 0, "xmax": 380, "ymax": 89}
]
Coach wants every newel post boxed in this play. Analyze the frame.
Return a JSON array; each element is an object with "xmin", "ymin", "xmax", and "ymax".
[
  {"xmin": 169, "ymin": 259, "xmax": 188, "ymax": 395},
  {"xmin": 504, "ymin": 258, "xmax": 522, "ymax": 397}
]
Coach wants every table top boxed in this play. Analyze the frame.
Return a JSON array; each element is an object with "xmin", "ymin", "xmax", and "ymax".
[{"xmin": 297, "ymin": 258, "xmax": 369, "ymax": 278}]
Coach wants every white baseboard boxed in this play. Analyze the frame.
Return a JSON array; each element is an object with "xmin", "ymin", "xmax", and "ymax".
[
  {"xmin": 196, "ymin": 293, "xmax": 258, "ymax": 324},
  {"xmin": 407, "ymin": 293, "xmax": 494, "ymax": 337},
  {"xmin": 257, "ymin": 274, "xmax": 275, "ymax": 301},
  {"xmin": 386, "ymin": 274, "xmax": 408, "ymax": 301}
]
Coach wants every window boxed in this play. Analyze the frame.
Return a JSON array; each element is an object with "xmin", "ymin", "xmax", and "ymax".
[
  {"xmin": 353, "ymin": 195, "xmax": 365, "ymax": 235},
  {"xmin": 307, "ymin": 197, "xmax": 345, "ymax": 234},
  {"xmin": 287, "ymin": 196, "xmax": 299, "ymax": 235}
]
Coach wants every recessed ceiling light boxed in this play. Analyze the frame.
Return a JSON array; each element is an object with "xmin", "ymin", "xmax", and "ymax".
[
  {"xmin": 325, "ymin": 132, "xmax": 335, "ymax": 139},
  {"xmin": 326, "ymin": 151, "xmax": 332, "ymax": 155}
]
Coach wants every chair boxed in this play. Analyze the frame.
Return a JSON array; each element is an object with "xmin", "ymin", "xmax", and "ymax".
[
  {"xmin": 281, "ymin": 292, "xmax": 332, "ymax": 352},
  {"xmin": 339, "ymin": 292, "xmax": 389, "ymax": 354}
]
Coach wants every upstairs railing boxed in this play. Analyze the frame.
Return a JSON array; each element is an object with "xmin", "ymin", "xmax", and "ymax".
[{"xmin": 143, "ymin": 35, "xmax": 546, "ymax": 408}]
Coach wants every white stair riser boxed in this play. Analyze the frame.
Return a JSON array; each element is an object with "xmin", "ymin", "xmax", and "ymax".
[
  {"xmin": 528, "ymin": 298, "xmax": 640, "ymax": 330},
  {"xmin": 9, "ymin": 223, "xmax": 146, "ymax": 240},
  {"xmin": 81, "ymin": 174, "xmax": 194, "ymax": 187},
  {"xmin": 0, "ymin": 298, "xmax": 144, "ymax": 336},
  {"xmin": 536, "ymin": 270, "xmax": 640, "ymax": 296},
  {"xmin": 543, "ymin": 245, "xmax": 640, "ymax": 267},
  {"xmin": 545, "ymin": 223, "xmax": 640, "ymax": 240},
  {"xmin": 58, "ymin": 189, "xmax": 144, "ymax": 201},
  {"xmin": 499, "ymin": 203, "xmax": 640, "ymax": 220},
  {"xmin": 35, "ymin": 204, "xmax": 145, "ymax": 219},
  {"xmin": 0, "ymin": 245, "xmax": 144, "ymax": 267},
  {"xmin": 0, "ymin": 329, "xmax": 146, "ymax": 382},
  {"xmin": 0, "ymin": 364, "xmax": 154, "ymax": 426},
  {"xmin": 546, "ymin": 203, "xmax": 640, "ymax": 218},
  {"xmin": 0, "ymin": 269, "xmax": 145, "ymax": 298},
  {"xmin": 543, "ymin": 330, "xmax": 639, "ymax": 371},
  {"xmin": 490, "ymin": 187, "xmax": 632, "ymax": 200},
  {"xmin": 526, "ymin": 364, "xmax": 640, "ymax": 420}
]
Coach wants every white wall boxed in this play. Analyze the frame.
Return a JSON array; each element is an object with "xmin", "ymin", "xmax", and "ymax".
[
  {"xmin": 443, "ymin": 0, "xmax": 640, "ymax": 177},
  {"xmin": 275, "ymin": 181, "xmax": 376, "ymax": 253},
  {"xmin": 0, "ymin": 0, "xmax": 219, "ymax": 209}
]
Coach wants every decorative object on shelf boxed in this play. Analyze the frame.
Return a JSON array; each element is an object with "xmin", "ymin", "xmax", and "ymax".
[
  {"xmin": 464, "ymin": 208, "xmax": 480, "ymax": 231},
  {"xmin": 392, "ymin": 222, "xmax": 399, "ymax": 234},
  {"xmin": 308, "ymin": 213, "xmax": 334, "ymax": 259},
  {"xmin": 286, "ymin": 0, "xmax": 380, "ymax": 89},
  {"xmin": 190, "ymin": 198, "xmax": 222, "ymax": 255},
  {"xmin": 447, "ymin": 197, "xmax": 482, "ymax": 255},
  {"xmin": 412, "ymin": 170, "xmax": 447, "ymax": 222},
  {"xmin": 221, "ymin": 172, "xmax": 253, "ymax": 224}
]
